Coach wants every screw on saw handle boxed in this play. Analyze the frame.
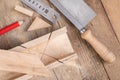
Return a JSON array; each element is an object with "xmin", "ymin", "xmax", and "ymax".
[{"xmin": 81, "ymin": 29, "xmax": 116, "ymax": 63}]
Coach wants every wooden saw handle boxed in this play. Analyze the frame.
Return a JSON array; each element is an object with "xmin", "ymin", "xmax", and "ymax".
[{"xmin": 81, "ymin": 29, "xmax": 116, "ymax": 63}]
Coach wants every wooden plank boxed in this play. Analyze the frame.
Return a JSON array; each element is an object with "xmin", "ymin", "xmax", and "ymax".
[
  {"xmin": 15, "ymin": 5, "xmax": 34, "ymax": 16},
  {"xmin": 101, "ymin": 0, "xmax": 120, "ymax": 41},
  {"xmin": 28, "ymin": 17, "xmax": 51, "ymax": 31},
  {"xmin": 99, "ymin": 0, "xmax": 120, "ymax": 80},
  {"xmin": 0, "ymin": 49, "xmax": 50, "ymax": 77}
]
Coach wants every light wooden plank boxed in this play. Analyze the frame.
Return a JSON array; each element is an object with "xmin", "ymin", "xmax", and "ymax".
[
  {"xmin": 28, "ymin": 17, "xmax": 51, "ymax": 31},
  {"xmin": 15, "ymin": 5, "xmax": 34, "ymax": 16},
  {"xmin": 100, "ymin": 0, "xmax": 120, "ymax": 80},
  {"xmin": 0, "ymin": 49, "xmax": 50, "ymax": 77},
  {"xmin": 101, "ymin": 0, "xmax": 120, "ymax": 41}
]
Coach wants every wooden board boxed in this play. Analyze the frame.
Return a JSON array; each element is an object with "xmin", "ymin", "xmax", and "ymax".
[
  {"xmin": 28, "ymin": 17, "xmax": 51, "ymax": 31},
  {"xmin": 0, "ymin": 49, "xmax": 50, "ymax": 77},
  {"xmin": 100, "ymin": 0, "xmax": 120, "ymax": 80},
  {"xmin": 101, "ymin": 0, "xmax": 120, "ymax": 41}
]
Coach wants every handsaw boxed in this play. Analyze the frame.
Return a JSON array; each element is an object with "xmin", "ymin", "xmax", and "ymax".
[{"xmin": 50, "ymin": 0, "xmax": 116, "ymax": 63}]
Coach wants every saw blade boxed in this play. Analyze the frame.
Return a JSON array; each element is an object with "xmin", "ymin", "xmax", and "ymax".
[{"xmin": 50, "ymin": 0, "xmax": 96, "ymax": 30}]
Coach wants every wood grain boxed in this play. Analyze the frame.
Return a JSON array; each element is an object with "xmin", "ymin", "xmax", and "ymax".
[
  {"xmin": 100, "ymin": 0, "xmax": 120, "ymax": 80},
  {"xmin": 0, "ymin": 49, "xmax": 50, "ymax": 77},
  {"xmin": 85, "ymin": 0, "xmax": 120, "ymax": 80},
  {"xmin": 101, "ymin": 0, "xmax": 120, "ymax": 42}
]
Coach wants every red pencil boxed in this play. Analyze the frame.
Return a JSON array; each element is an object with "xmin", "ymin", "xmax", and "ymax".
[{"xmin": 0, "ymin": 21, "xmax": 24, "ymax": 35}]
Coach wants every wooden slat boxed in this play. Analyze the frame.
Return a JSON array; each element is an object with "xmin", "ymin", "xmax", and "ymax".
[
  {"xmin": 15, "ymin": 5, "xmax": 34, "ymax": 17},
  {"xmin": 0, "ymin": 49, "xmax": 50, "ymax": 77}
]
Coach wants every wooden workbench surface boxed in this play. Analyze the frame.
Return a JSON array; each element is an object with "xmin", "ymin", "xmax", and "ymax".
[{"xmin": 0, "ymin": 0, "xmax": 120, "ymax": 80}]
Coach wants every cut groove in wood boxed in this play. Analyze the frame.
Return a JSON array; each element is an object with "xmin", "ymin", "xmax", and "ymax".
[
  {"xmin": 15, "ymin": 5, "xmax": 34, "ymax": 16},
  {"xmin": 46, "ymin": 53, "xmax": 78, "ymax": 69},
  {"xmin": 28, "ymin": 17, "xmax": 51, "ymax": 31},
  {"xmin": 0, "ymin": 49, "xmax": 50, "ymax": 77}
]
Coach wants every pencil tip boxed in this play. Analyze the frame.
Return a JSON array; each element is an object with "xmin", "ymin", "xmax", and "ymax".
[{"xmin": 18, "ymin": 20, "xmax": 24, "ymax": 25}]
